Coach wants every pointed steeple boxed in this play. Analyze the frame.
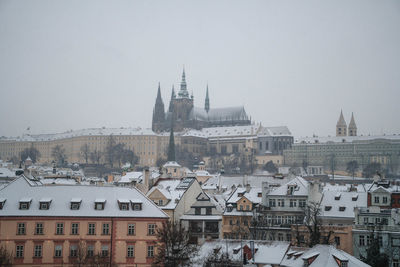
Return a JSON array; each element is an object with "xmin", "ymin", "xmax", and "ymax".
[
  {"xmin": 178, "ymin": 67, "xmax": 189, "ymax": 98},
  {"xmin": 337, "ymin": 110, "xmax": 346, "ymax": 126},
  {"xmin": 336, "ymin": 109, "xmax": 347, "ymax": 137},
  {"xmin": 205, "ymin": 84, "xmax": 210, "ymax": 112},
  {"xmin": 168, "ymin": 85, "xmax": 176, "ymax": 112},
  {"xmin": 152, "ymin": 82, "xmax": 165, "ymax": 132},
  {"xmin": 348, "ymin": 112, "xmax": 357, "ymax": 136}
]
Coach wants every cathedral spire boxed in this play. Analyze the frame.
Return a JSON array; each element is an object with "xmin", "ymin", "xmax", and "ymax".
[
  {"xmin": 205, "ymin": 84, "xmax": 210, "ymax": 112},
  {"xmin": 152, "ymin": 82, "xmax": 165, "ymax": 132},
  {"xmin": 178, "ymin": 67, "xmax": 189, "ymax": 98},
  {"xmin": 168, "ymin": 85, "xmax": 176, "ymax": 112}
]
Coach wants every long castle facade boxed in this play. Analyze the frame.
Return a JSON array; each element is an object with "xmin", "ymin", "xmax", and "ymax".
[{"xmin": 152, "ymin": 69, "xmax": 251, "ymax": 132}]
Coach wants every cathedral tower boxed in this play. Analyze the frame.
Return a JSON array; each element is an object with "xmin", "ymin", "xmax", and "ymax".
[
  {"xmin": 336, "ymin": 110, "xmax": 347, "ymax": 137},
  {"xmin": 205, "ymin": 85, "xmax": 210, "ymax": 112},
  {"xmin": 152, "ymin": 83, "xmax": 165, "ymax": 132},
  {"xmin": 348, "ymin": 112, "xmax": 357, "ymax": 136}
]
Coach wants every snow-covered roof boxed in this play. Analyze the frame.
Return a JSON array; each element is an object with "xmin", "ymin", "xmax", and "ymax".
[
  {"xmin": 268, "ymin": 177, "xmax": 309, "ymax": 197},
  {"xmin": 258, "ymin": 126, "xmax": 292, "ymax": 137},
  {"xmin": 0, "ymin": 168, "xmax": 16, "ymax": 178},
  {"xmin": 163, "ymin": 161, "xmax": 181, "ymax": 168},
  {"xmin": 117, "ymin": 171, "xmax": 143, "ymax": 184},
  {"xmin": 226, "ymin": 187, "xmax": 262, "ymax": 204},
  {"xmin": 253, "ymin": 242, "xmax": 291, "ymax": 265},
  {"xmin": 146, "ymin": 179, "xmax": 187, "ymax": 210},
  {"xmin": 3, "ymin": 127, "xmax": 156, "ymax": 142},
  {"xmin": 189, "ymin": 106, "xmax": 249, "ymax": 123},
  {"xmin": 0, "ymin": 176, "xmax": 168, "ymax": 218},
  {"xmin": 295, "ymin": 134, "xmax": 400, "ymax": 144}
]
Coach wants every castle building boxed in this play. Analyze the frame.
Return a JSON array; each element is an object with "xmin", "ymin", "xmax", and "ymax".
[{"xmin": 152, "ymin": 69, "xmax": 251, "ymax": 132}]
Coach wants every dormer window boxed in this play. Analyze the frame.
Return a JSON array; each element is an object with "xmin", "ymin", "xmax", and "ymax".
[
  {"xmin": 302, "ymin": 252, "xmax": 319, "ymax": 266},
  {"xmin": 70, "ymin": 198, "xmax": 82, "ymax": 210},
  {"xmin": 287, "ymin": 185, "xmax": 296, "ymax": 195},
  {"xmin": 19, "ymin": 198, "xmax": 32, "ymax": 210},
  {"xmin": 158, "ymin": 199, "xmax": 163, "ymax": 206},
  {"xmin": 130, "ymin": 199, "xmax": 142, "ymax": 211},
  {"xmin": 95, "ymin": 199, "xmax": 106, "ymax": 210},
  {"xmin": 227, "ymin": 205, "xmax": 233, "ymax": 212},
  {"xmin": 39, "ymin": 198, "xmax": 52, "ymax": 210},
  {"xmin": 118, "ymin": 199, "xmax": 130, "ymax": 210},
  {"xmin": 335, "ymin": 193, "xmax": 341, "ymax": 200},
  {"xmin": 333, "ymin": 254, "xmax": 349, "ymax": 267},
  {"xmin": 352, "ymin": 194, "xmax": 358, "ymax": 201},
  {"xmin": 238, "ymin": 192, "xmax": 244, "ymax": 197},
  {"xmin": 325, "ymin": 206, "xmax": 332, "ymax": 211},
  {"xmin": 0, "ymin": 198, "xmax": 6, "ymax": 209},
  {"xmin": 258, "ymin": 192, "xmax": 262, "ymax": 197},
  {"xmin": 339, "ymin": 206, "xmax": 346, "ymax": 212}
]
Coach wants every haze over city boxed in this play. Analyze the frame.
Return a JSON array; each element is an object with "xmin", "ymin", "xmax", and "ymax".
[{"xmin": 0, "ymin": 0, "xmax": 399, "ymax": 137}]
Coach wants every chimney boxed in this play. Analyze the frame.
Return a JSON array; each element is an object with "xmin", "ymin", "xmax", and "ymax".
[{"xmin": 246, "ymin": 184, "xmax": 251, "ymax": 193}]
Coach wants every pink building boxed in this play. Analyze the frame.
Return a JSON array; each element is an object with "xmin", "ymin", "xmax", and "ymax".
[{"xmin": 0, "ymin": 176, "xmax": 168, "ymax": 266}]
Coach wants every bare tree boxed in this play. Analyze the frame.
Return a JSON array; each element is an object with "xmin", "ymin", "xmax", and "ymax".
[
  {"xmin": 90, "ymin": 149, "xmax": 102, "ymax": 165},
  {"xmin": 0, "ymin": 246, "xmax": 13, "ymax": 267},
  {"xmin": 20, "ymin": 143, "xmax": 41, "ymax": 163},
  {"xmin": 80, "ymin": 144, "xmax": 90, "ymax": 164},
  {"xmin": 105, "ymin": 135, "xmax": 117, "ymax": 168},
  {"xmin": 346, "ymin": 160, "xmax": 359, "ymax": 179},
  {"xmin": 153, "ymin": 221, "xmax": 198, "ymax": 267},
  {"xmin": 52, "ymin": 145, "xmax": 67, "ymax": 167}
]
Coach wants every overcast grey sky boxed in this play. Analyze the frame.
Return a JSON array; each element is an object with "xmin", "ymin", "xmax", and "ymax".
[{"xmin": 0, "ymin": 0, "xmax": 399, "ymax": 138}]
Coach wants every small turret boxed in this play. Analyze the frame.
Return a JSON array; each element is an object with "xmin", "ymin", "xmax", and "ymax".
[{"xmin": 178, "ymin": 68, "xmax": 189, "ymax": 98}]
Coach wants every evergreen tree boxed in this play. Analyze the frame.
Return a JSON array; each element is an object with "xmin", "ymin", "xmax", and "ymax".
[{"xmin": 167, "ymin": 127, "xmax": 176, "ymax": 162}]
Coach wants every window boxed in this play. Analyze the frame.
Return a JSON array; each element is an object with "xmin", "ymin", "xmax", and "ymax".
[
  {"xmin": 16, "ymin": 245, "xmax": 24, "ymax": 258},
  {"xmin": 290, "ymin": 199, "xmax": 297, "ymax": 207},
  {"xmin": 88, "ymin": 223, "xmax": 96, "ymax": 235},
  {"xmin": 229, "ymin": 219, "xmax": 233, "ymax": 225},
  {"xmin": 335, "ymin": 236, "xmax": 341, "ymax": 245},
  {"xmin": 101, "ymin": 245, "xmax": 109, "ymax": 257},
  {"xmin": 393, "ymin": 259, "xmax": 399, "ymax": 267},
  {"xmin": 148, "ymin": 224, "xmax": 156, "ymax": 235},
  {"xmin": 246, "ymin": 205, "xmax": 250, "ymax": 210},
  {"xmin": 364, "ymin": 217, "xmax": 369, "ymax": 225},
  {"xmin": 278, "ymin": 199, "xmax": 285, "ymax": 207},
  {"xmin": 87, "ymin": 245, "xmax": 94, "ymax": 257},
  {"xmin": 392, "ymin": 238, "xmax": 400, "ymax": 247},
  {"xmin": 239, "ymin": 205, "xmax": 243, "ymax": 210},
  {"xmin": 127, "ymin": 245, "xmax": 135, "ymax": 258},
  {"xmin": 70, "ymin": 201, "xmax": 81, "ymax": 210},
  {"xmin": 379, "ymin": 236, "xmax": 383, "ymax": 247},
  {"xmin": 95, "ymin": 202, "xmax": 105, "ymax": 210},
  {"xmin": 147, "ymin": 245, "xmax": 154, "ymax": 258},
  {"xmin": 128, "ymin": 224, "xmax": 135, "ymax": 235},
  {"xmin": 120, "ymin": 203, "xmax": 129, "ymax": 210},
  {"xmin": 34, "ymin": 244, "xmax": 42, "ymax": 258},
  {"xmin": 70, "ymin": 244, "xmax": 77, "ymax": 257},
  {"xmin": 56, "ymin": 223, "xmax": 64, "ymax": 235},
  {"xmin": 325, "ymin": 206, "xmax": 332, "ymax": 211},
  {"xmin": 339, "ymin": 206, "xmax": 346, "ymax": 212},
  {"xmin": 269, "ymin": 199, "xmax": 276, "ymax": 207},
  {"xmin": 132, "ymin": 203, "xmax": 142, "ymax": 210},
  {"xmin": 367, "ymin": 235, "xmax": 371, "ymax": 245},
  {"xmin": 359, "ymin": 235, "xmax": 365, "ymax": 246},
  {"xmin": 374, "ymin": 196, "xmax": 379, "ymax": 204},
  {"xmin": 35, "ymin": 223, "xmax": 44, "ymax": 235},
  {"xmin": 17, "ymin": 223, "xmax": 26, "ymax": 235},
  {"xmin": 206, "ymin": 207, "xmax": 212, "ymax": 215},
  {"xmin": 39, "ymin": 202, "xmax": 50, "ymax": 210},
  {"xmin": 299, "ymin": 200, "xmax": 306, "ymax": 208},
  {"xmin": 19, "ymin": 201, "xmax": 31, "ymax": 210},
  {"xmin": 383, "ymin": 197, "xmax": 388, "ymax": 204},
  {"xmin": 158, "ymin": 199, "xmax": 163, "ymax": 206},
  {"xmin": 102, "ymin": 223, "xmax": 110, "ymax": 235},
  {"xmin": 71, "ymin": 223, "xmax": 79, "ymax": 235},
  {"xmin": 54, "ymin": 245, "xmax": 62, "ymax": 257},
  {"xmin": 195, "ymin": 208, "xmax": 201, "ymax": 215}
]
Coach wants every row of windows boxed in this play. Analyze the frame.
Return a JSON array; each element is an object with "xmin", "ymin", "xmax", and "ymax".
[
  {"xmin": 16, "ymin": 222, "xmax": 156, "ymax": 236},
  {"xmin": 268, "ymin": 199, "xmax": 306, "ymax": 208},
  {"xmin": 13, "ymin": 200, "xmax": 142, "ymax": 211},
  {"xmin": 14, "ymin": 243, "xmax": 155, "ymax": 259}
]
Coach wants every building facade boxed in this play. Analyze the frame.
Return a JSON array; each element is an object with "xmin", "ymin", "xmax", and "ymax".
[{"xmin": 0, "ymin": 176, "xmax": 168, "ymax": 266}]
